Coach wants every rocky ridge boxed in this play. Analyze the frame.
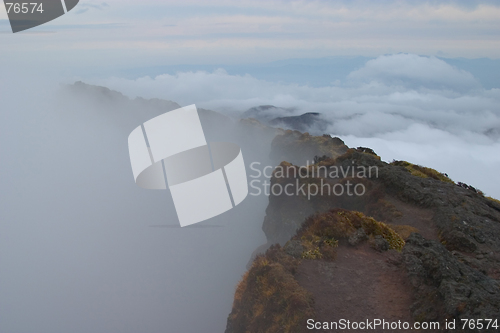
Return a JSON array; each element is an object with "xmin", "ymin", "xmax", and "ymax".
[{"xmin": 226, "ymin": 130, "xmax": 500, "ymax": 333}]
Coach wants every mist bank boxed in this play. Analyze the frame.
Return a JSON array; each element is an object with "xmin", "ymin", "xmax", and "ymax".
[{"xmin": 0, "ymin": 77, "xmax": 277, "ymax": 333}]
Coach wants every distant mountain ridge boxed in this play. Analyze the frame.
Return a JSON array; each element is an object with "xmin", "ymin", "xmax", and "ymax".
[{"xmin": 241, "ymin": 105, "xmax": 329, "ymax": 133}]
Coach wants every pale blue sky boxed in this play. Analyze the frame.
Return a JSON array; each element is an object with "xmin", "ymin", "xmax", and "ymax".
[{"xmin": 1, "ymin": 0, "xmax": 500, "ymax": 75}]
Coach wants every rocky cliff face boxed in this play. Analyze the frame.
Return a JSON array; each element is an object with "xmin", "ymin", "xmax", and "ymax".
[{"xmin": 226, "ymin": 131, "xmax": 500, "ymax": 333}]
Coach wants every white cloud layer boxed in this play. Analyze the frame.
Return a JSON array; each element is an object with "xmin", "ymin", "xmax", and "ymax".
[{"xmin": 93, "ymin": 54, "xmax": 500, "ymax": 198}]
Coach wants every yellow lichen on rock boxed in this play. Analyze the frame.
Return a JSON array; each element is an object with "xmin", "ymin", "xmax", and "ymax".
[{"xmin": 391, "ymin": 160, "xmax": 454, "ymax": 184}]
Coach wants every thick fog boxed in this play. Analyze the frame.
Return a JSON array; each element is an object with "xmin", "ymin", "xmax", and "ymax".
[
  {"xmin": 0, "ymin": 68, "xmax": 271, "ymax": 333},
  {"xmin": 92, "ymin": 54, "xmax": 500, "ymax": 199}
]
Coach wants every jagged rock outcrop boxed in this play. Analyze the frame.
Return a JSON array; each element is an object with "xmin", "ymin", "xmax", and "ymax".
[
  {"xmin": 404, "ymin": 233, "xmax": 500, "ymax": 329},
  {"xmin": 270, "ymin": 131, "xmax": 348, "ymax": 166}
]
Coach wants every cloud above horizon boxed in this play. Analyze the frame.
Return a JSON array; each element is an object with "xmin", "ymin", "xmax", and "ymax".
[
  {"xmin": 91, "ymin": 53, "xmax": 500, "ymax": 198},
  {"xmin": 347, "ymin": 54, "xmax": 481, "ymax": 92}
]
